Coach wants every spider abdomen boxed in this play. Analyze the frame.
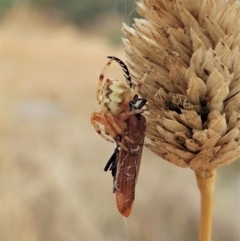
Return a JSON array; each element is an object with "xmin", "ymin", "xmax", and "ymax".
[{"xmin": 99, "ymin": 79, "xmax": 130, "ymax": 115}]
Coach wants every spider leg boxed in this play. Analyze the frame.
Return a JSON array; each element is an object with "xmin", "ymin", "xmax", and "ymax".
[
  {"xmin": 122, "ymin": 67, "xmax": 152, "ymax": 110},
  {"xmin": 101, "ymin": 115, "xmax": 129, "ymax": 151},
  {"xmin": 106, "ymin": 113, "xmax": 134, "ymax": 144},
  {"xmin": 113, "ymin": 117, "xmax": 127, "ymax": 132},
  {"xmin": 91, "ymin": 113, "xmax": 129, "ymax": 151},
  {"xmin": 119, "ymin": 109, "xmax": 145, "ymax": 120},
  {"xmin": 115, "ymin": 140, "xmax": 129, "ymax": 152},
  {"xmin": 107, "ymin": 56, "xmax": 132, "ymax": 87},
  {"xmin": 96, "ymin": 58, "xmax": 114, "ymax": 100},
  {"xmin": 91, "ymin": 113, "xmax": 114, "ymax": 143}
]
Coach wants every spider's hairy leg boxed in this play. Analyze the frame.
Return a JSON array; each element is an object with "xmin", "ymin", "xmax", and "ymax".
[
  {"xmin": 122, "ymin": 67, "xmax": 152, "ymax": 110},
  {"xmin": 91, "ymin": 113, "xmax": 129, "ymax": 151},
  {"xmin": 107, "ymin": 56, "xmax": 132, "ymax": 87},
  {"xmin": 101, "ymin": 117, "xmax": 129, "ymax": 152},
  {"xmin": 116, "ymin": 140, "xmax": 129, "ymax": 152},
  {"xmin": 105, "ymin": 113, "xmax": 134, "ymax": 144},
  {"xmin": 119, "ymin": 109, "xmax": 145, "ymax": 120},
  {"xmin": 96, "ymin": 58, "xmax": 114, "ymax": 100},
  {"xmin": 113, "ymin": 116, "xmax": 127, "ymax": 132},
  {"xmin": 91, "ymin": 113, "xmax": 114, "ymax": 143}
]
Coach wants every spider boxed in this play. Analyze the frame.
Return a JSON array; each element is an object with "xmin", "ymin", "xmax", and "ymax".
[{"xmin": 91, "ymin": 56, "xmax": 150, "ymax": 151}]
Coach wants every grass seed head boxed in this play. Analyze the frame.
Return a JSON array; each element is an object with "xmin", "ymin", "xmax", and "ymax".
[{"xmin": 123, "ymin": 0, "xmax": 240, "ymax": 171}]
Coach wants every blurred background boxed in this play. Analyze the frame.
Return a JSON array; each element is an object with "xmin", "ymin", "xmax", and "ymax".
[{"xmin": 0, "ymin": 1, "xmax": 239, "ymax": 241}]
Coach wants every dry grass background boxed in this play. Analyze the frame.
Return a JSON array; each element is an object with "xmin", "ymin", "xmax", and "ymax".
[{"xmin": 0, "ymin": 8, "xmax": 239, "ymax": 241}]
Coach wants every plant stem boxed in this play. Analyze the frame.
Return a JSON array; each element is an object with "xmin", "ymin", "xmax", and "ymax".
[{"xmin": 195, "ymin": 169, "xmax": 217, "ymax": 241}]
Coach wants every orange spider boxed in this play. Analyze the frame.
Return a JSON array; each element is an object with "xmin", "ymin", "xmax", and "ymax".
[{"xmin": 91, "ymin": 56, "xmax": 150, "ymax": 151}]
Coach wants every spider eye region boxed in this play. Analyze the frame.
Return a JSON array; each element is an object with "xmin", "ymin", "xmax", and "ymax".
[{"xmin": 99, "ymin": 79, "xmax": 131, "ymax": 115}]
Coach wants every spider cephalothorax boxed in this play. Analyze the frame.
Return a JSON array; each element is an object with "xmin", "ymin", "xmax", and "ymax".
[{"xmin": 91, "ymin": 56, "xmax": 149, "ymax": 151}]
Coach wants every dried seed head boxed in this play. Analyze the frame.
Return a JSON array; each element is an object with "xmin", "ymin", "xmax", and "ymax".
[{"xmin": 123, "ymin": 0, "xmax": 240, "ymax": 171}]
